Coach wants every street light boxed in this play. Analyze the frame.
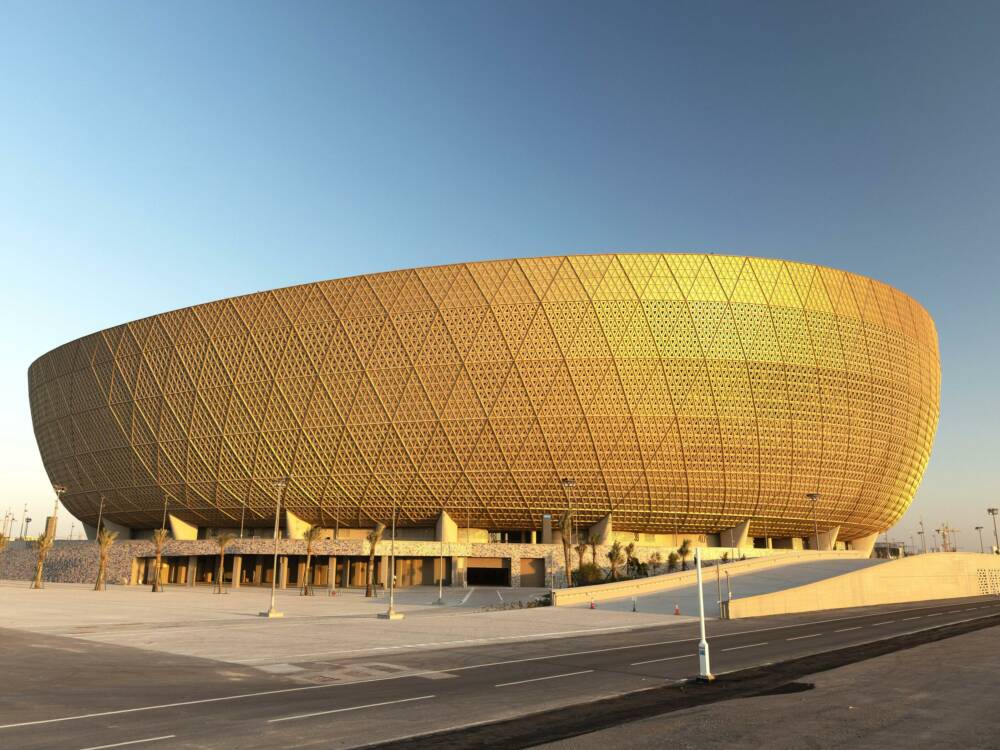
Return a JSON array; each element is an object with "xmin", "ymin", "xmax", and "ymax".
[
  {"xmin": 260, "ymin": 477, "xmax": 288, "ymax": 618},
  {"xmin": 561, "ymin": 477, "xmax": 576, "ymax": 546},
  {"xmin": 976, "ymin": 526, "xmax": 985, "ymax": 554},
  {"xmin": 989, "ymin": 509, "xmax": 1000, "ymax": 555},
  {"xmin": 52, "ymin": 484, "xmax": 67, "ymax": 539},
  {"xmin": 379, "ymin": 499, "xmax": 404, "ymax": 620},
  {"xmin": 805, "ymin": 493, "xmax": 820, "ymax": 551}
]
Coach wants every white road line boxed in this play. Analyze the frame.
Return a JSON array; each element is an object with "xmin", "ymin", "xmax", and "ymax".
[
  {"xmin": 7, "ymin": 605, "xmax": 997, "ymax": 731},
  {"xmin": 786, "ymin": 633, "xmax": 822, "ymax": 641},
  {"xmin": 948, "ymin": 610, "xmax": 962, "ymax": 614},
  {"xmin": 871, "ymin": 621, "xmax": 895, "ymax": 626},
  {"xmin": 721, "ymin": 642, "xmax": 767, "ymax": 652},
  {"xmin": 268, "ymin": 695, "xmax": 433, "ymax": 723},
  {"xmin": 496, "ymin": 670, "xmax": 594, "ymax": 687},
  {"xmin": 631, "ymin": 654, "xmax": 694, "ymax": 666},
  {"xmin": 79, "ymin": 736, "xmax": 175, "ymax": 750},
  {"xmin": 902, "ymin": 616, "xmax": 922, "ymax": 621},
  {"xmin": 926, "ymin": 612, "xmax": 944, "ymax": 617},
  {"xmin": 459, "ymin": 588, "xmax": 476, "ymax": 606}
]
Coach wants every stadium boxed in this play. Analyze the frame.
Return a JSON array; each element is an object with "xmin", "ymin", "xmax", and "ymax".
[{"xmin": 26, "ymin": 254, "xmax": 940, "ymax": 588}]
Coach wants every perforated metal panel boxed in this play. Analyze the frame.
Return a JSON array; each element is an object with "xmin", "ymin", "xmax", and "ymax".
[{"xmin": 28, "ymin": 254, "xmax": 940, "ymax": 540}]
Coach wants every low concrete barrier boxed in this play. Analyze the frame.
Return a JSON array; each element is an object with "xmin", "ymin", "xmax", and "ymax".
[
  {"xmin": 727, "ymin": 552, "xmax": 1000, "ymax": 618},
  {"xmin": 551, "ymin": 550, "xmax": 867, "ymax": 607}
]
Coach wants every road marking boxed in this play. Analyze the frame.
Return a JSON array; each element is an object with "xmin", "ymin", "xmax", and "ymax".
[
  {"xmin": 459, "ymin": 588, "xmax": 476, "ymax": 605},
  {"xmin": 496, "ymin": 670, "xmax": 593, "ymax": 687},
  {"xmin": 268, "ymin": 695, "xmax": 434, "ymax": 723},
  {"xmin": 948, "ymin": 610, "xmax": 962, "ymax": 614},
  {"xmin": 79, "ymin": 736, "xmax": 175, "ymax": 750},
  {"xmin": 631, "ymin": 654, "xmax": 694, "ymax": 666},
  {"xmin": 902, "ymin": 616, "xmax": 922, "ymax": 621},
  {"xmin": 834, "ymin": 626, "xmax": 861, "ymax": 632},
  {"xmin": 926, "ymin": 612, "xmax": 944, "ymax": 617},
  {"xmin": 7, "ymin": 604, "xmax": 998, "ymax": 731},
  {"xmin": 870, "ymin": 621, "xmax": 895, "ymax": 626},
  {"xmin": 721, "ymin": 642, "xmax": 767, "ymax": 651},
  {"xmin": 786, "ymin": 633, "xmax": 822, "ymax": 641}
]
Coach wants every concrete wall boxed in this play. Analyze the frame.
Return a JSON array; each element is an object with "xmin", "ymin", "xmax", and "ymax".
[
  {"xmin": 551, "ymin": 550, "xmax": 868, "ymax": 606},
  {"xmin": 727, "ymin": 552, "xmax": 1000, "ymax": 619}
]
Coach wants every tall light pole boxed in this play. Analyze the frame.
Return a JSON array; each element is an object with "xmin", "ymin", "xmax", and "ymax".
[
  {"xmin": 95, "ymin": 495, "xmax": 105, "ymax": 538},
  {"xmin": 380, "ymin": 499, "xmax": 404, "ymax": 620},
  {"xmin": 806, "ymin": 493, "xmax": 820, "ymax": 550},
  {"xmin": 976, "ymin": 526, "xmax": 985, "ymax": 554},
  {"xmin": 989, "ymin": 508, "xmax": 999, "ymax": 555},
  {"xmin": 51, "ymin": 484, "xmax": 66, "ymax": 539},
  {"xmin": 695, "ymin": 547, "xmax": 713, "ymax": 681},
  {"xmin": 561, "ymin": 478, "xmax": 576, "ymax": 547},
  {"xmin": 260, "ymin": 477, "xmax": 288, "ymax": 618}
]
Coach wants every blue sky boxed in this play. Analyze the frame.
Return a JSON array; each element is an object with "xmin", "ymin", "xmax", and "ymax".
[{"xmin": 1, "ymin": 1, "xmax": 997, "ymax": 548}]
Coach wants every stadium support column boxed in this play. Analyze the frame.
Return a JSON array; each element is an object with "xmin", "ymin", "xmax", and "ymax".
[
  {"xmin": 718, "ymin": 520, "xmax": 750, "ymax": 549},
  {"xmin": 187, "ymin": 556, "xmax": 198, "ymax": 586},
  {"xmin": 169, "ymin": 515, "xmax": 198, "ymax": 541},
  {"xmin": 849, "ymin": 531, "xmax": 878, "ymax": 558},
  {"xmin": 232, "ymin": 555, "xmax": 242, "ymax": 589},
  {"xmin": 808, "ymin": 525, "xmax": 841, "ymax": 552},
  {"xmin": 542, "ymin": 515, "xmax": 553, "ymax": 544},
  {"xmin": 279, "ymin": 556, "xmax": 288, "ymax": 589},
  {"xmin": 589, "ymin": 514, "xmax": 613, "ymax": 545}
]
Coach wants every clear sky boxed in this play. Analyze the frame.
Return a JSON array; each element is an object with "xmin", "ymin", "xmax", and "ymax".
[{"xmin": 2, "ymin": 1, "xmax": 997, "ymax": 549}]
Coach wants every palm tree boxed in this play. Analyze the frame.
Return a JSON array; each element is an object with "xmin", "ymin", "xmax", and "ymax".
[
  {"xmin": 624, "ymin": 542, "xmax": 637, "ymax": 577},
  {"xmin": 365, "ymin": 523, "xmax": 386, "ymax": 597},
  {"xmin": 606, "ymin": 540, "xmax": 624, "ymax": 581},
  {"xmin": 587, "ymin": 533, "xmax": 599, "ymax": 565},
  {"xmin": 667, "ymin": 550, "xmax": 679, "ymax": 573},
  {"xmin": 31, "ymin": 532, "xmax": 54, "ymax": 589},
  {"xmin": 301, "ymin": 526, "xmax": 324, "ymax": 596},
  {"xmin": 574, "ymin": 542, "xmax": 588, "ymax": 583},
  {"xmin": 213, "ymin": 533, "xmax": 236, "ymax": 593},
  {"xmin": 0, "ymin": 533, "xmax": 9, "ymax": 554},
  {"xmin": 558, "ymin": 510, "xmax": 574, "ymax": 588},
  {"xmin": 648, "ymin": 551, "xmax": 663, "ymax": 575},
  {"xmin": 151, "ymin": 528, "xmax": 170, "ymax": 593},
  {"xmin": 677, "ymin": 539, "xmax": 692, "ymax": 571},
  {"xmin": 94, "ymin": 528, "xmax": 118, "ymax": 591}
]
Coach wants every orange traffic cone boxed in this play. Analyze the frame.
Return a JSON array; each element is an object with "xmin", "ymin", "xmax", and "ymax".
[{"xmin": 674, "ymin": 603, "xmax": 681, "ymax": 615}]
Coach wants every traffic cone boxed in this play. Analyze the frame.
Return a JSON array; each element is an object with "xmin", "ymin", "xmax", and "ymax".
[
  {"xmin": 674, "ymin": 603, "xmax": 680, "ymax": 615},
  {"xmin": 590, "ymin": 599, "xmax": 596, "ymax": 609}
]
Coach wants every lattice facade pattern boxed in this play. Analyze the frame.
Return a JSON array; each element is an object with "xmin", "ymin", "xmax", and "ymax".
[{"xmin": 29, "ymin": 254, "xmax": 940, "ymax": 541}]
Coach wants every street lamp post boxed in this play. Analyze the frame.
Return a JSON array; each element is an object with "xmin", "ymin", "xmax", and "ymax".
[
  {"xmin": 51, "ymin": 484, "xmax": 66, "ymax": 539},
  {"xmin": 379, "ymin": 500, "xmax": 404, "ymax": 620},
  {"xmin": 805, "ymin": 493, "xmax": 820, "ymax": 550},
  {"xmin": 988, "ymin": 509, "xmax": 999, "ymax": 555},
  {"xmin": 260, "ymin": 477, "xmax": 288, "ymax": 618},
  {"xmin": 976, "ymin": 526, "xmax": 985, "ymax": 554},
  {"xmin": 695, "ymin": 547, "xmax": 713, "ymax": 681}
]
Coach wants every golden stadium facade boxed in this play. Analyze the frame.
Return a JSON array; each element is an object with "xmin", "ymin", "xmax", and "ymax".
[{"xmin": 28, "ymin": 254, "xmax": 940, "ymax": 544}]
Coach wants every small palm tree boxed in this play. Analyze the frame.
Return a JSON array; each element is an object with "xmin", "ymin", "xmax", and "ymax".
[
  {"xmin": 213, "ymin": 533, "xmax": 236, "ymax": 593},
  {"xmin": 365, "ymin": 523, "xmax": 386, "ymax": 597},
  {"xmin": 667, "ymin": 550, "xmax": 679, "ymax": 572},
  {"xmin": 95, "ymin": 528, "xmax": 118, "ymax": 591},
  {"xmin": 624, "ymin": 542, "xmax": 637, "ymax": 577},
  {"xmin": 0, "ymin": 533, "xmax": 9, "ymax": 554},
  {"xmin": 606, "ymin": 540, "xmax": 624, "ymax": 581},
  {"xmin": 677, "ymin": 539, "xmax": 692, "ymax": 571},
  {"xmin": 648, "ymin": 551, "xmax": 662, "ymax": 575},
  {"xmin": 151, "ymin": 527, "xmax": 170, "ymax": 593},
  {"xmin": 301, "ymin": 526, "xmax": 324, "ymax": 596},
  {"xmin": 559, "ymin": 510, "xmax": 574, "ymax": 588},
  {"xmin": 587, "ymin": 533, "xmax": 599, "ymax": 565},
  {"xmin": 575, "ymin": 542, "xmax": 588, "ymax": 578},
  {"xmin": 31, "ymin": 532, "xmax": 54, "ymax": 589}
]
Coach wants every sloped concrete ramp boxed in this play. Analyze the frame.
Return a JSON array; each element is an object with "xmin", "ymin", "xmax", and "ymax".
[{"xmin": 572, "ymin": 558, "xmax": 887, "ymax": 618}]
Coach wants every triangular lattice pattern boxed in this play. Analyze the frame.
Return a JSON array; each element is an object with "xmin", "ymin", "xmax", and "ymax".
[{"xmin": 28, "ymin": 254, "xmax": 940, "ymax": 541}]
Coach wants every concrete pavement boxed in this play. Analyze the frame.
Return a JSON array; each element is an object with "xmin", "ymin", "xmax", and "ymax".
[{"xmin": 2, "ymin": 595, "xmax": 998, "ymax": 749}]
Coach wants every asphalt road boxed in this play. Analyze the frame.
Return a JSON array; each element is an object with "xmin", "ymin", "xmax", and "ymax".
[{"xmin": 2, "ymin": 596, "xmax": 999, "ymax": 750}]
